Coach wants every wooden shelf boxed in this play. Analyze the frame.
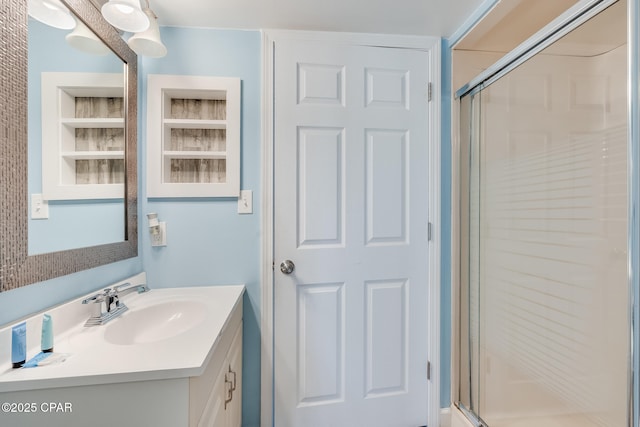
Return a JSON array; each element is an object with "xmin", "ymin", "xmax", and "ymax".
[
  {"xmin": 61, "ymin": 118, "xmax": 124, "ymax": 128},
  {"xmin": 163, "ymin": 151, "xmax": 227, "ymax": 159},
  {"xmin": 163, "ymin": 119, "xmax": 226, "ymax": 130},
  {"xmin": 62, "ymin": 151, "xmax": 125, "ymax": 160}
]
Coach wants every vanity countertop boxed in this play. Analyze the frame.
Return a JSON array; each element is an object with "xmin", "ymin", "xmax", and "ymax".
[{"xmin": 0, "ymin": 273, "xmax": 244, "ymax": 393}]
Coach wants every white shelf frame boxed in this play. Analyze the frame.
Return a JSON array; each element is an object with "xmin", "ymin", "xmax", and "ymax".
[
  {"xmin": 147, "ymin": 74, "xmax": 241, "ymax": 198},
  {"xmin": 41, "ymin": 72, "xmax": 125, "ymax": 201}
]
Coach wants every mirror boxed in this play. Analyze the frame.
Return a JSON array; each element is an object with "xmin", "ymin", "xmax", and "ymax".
[
  {"xmin": 28, "ymin": 16, "xmax": 126, "ymax": 255},
  {"xmin": 0, "ymin": 0, "xmax": 137, "ymax": 292}
]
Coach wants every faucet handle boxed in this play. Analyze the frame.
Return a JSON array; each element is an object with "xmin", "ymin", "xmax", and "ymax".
[
  {"xmin": 82, "ymin": 292, "xmax": 106, "ymax": 305},
  {"xmin": 113, "ymin": 283, "xmax": 131, "ymax": 293},
  {"xmin": 114, "ymin": 282, "xmax": 150, "ymax": 295}
]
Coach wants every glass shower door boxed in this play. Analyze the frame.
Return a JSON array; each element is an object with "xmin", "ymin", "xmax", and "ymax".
[{"xmin": 459, "ymin": 1, "xmax": 629, "ymax": 426}]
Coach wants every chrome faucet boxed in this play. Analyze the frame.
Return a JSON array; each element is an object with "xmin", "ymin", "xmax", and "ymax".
[{"xmin": 82, "ymin": 283, "xmax": 150, "ymax": 327}]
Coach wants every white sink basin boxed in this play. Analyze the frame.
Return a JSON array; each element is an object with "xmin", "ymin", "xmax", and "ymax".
[{"xmin": 104, "ymin": 300, "xmax": 208, "ymax": 345}]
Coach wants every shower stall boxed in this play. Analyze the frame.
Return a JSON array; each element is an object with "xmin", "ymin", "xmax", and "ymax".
[{"xmin": 453, "ymin": 0, "xmax": 636, "ymax": 426}]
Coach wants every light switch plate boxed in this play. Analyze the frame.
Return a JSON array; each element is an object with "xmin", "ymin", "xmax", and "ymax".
[
  {"xmin": 238, "ymin": 190, "xmax": 253, "ymax": 214},
  {"xmin": 31, "ymin": 194, "xmax": 49, "ymax": 219}
]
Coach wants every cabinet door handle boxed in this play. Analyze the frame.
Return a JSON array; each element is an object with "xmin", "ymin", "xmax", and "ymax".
[
  {"xmin": 228, "ymin": 364, "xmax": 237, "ymax": 391},
  {"xmin": 224, "ymin": 374, "xmax": 233, "ymax": 410}
]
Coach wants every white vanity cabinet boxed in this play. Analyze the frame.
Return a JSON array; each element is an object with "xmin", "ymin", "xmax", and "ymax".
[
  {"xmin": 0, "ymin": 318, "xmax": 243, "ymax": 427},
  {"xmin": 0, "ymin": 281, "xmax": 244, "ymax": 427}
]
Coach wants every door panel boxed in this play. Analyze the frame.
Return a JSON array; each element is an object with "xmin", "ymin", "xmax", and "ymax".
[
  {"xmin": 365, "ymin": 129, "xmax": 409, "ymax": 245},
  {"xmin": 274, "ymin": 36, "xmax": 432, "ymax": 427},
  {"xmin": 297, "ymin": 126, "xmax": 345, "ymax": 248},
  {"xmin": 297, "ymin": 282, "xmax": 345, "ymax": 405},
  {"xmin": 364, "ymin": 278, "xmax": 408, "ymax": 397}
]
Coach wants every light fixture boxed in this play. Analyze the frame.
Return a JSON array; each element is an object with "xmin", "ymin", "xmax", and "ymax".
[
  {"xmin": 101, "ymin": 0, "xmax": 150, "ymax": 33},
  {"xmin": 66, "ymin": 18, "xmax": 111, "ymax": 56},
  {"xmin": 28, "ymin": 0, "xmax": 76, "ymax": 30},
  {"xmin": 127, "ymin": 7, "xmax": 167, "ymax": 58}
]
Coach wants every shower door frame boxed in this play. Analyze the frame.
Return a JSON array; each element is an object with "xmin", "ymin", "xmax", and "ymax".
[{"xmin": 450, "ymin": 0, "xmax": 639, "ymax": 426}]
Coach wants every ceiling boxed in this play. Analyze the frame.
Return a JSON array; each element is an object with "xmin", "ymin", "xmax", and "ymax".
[
  {"xmin": 129, "ymin": 0, "xmax": 486, "ymax": 37},
  {"xmin": 454, "ymin": 0, "xmax": 580, "ymax": 52},
  {"xmin": 454, "ymin": 0, "xmax": 626, "ymax": 56}
]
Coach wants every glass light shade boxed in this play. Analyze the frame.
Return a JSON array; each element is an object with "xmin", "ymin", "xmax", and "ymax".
[
  {"xmin": 127, "ymin": 9, "xmax": 167, "ymax": 58},
  {"xmin": 101, "ymin": 0, "xmax": 150, "ymax": 33},
  {"xmin": 65, "ymin": 19, "xmax": 110, "ymax": 56},
  {"xmin": 28, "ymin": 0, "xmax": 76, "ymax": 30}
]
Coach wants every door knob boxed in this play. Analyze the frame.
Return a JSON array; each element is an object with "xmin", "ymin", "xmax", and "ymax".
[{"xmin": 280, "ymin": 260, "xmax": 295, "ymax": 274}]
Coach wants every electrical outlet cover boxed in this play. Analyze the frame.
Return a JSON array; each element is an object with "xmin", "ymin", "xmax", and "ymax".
[{"xmin": 151, "ymin": 222, "xmax": 167, "ymax": 246}]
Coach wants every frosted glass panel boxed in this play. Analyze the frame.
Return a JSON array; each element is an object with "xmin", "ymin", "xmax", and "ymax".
[{"xmin": 461, "ymin": 2, "xmax": 629, "ymax": 426}]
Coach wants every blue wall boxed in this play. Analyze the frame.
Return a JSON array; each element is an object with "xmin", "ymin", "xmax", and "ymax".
[
  {"xmin": 139, "ymin": 27, "xmax": 262, "ymax": 427},
  {"xmin": 440, "ymin": 37, "xmax": 452, "ymax": 409}
]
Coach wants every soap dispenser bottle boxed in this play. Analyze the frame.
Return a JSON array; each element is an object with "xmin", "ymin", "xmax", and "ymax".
[{"xmin": 41, "ymin": 314, "xmax": 53, "ymax": 353}]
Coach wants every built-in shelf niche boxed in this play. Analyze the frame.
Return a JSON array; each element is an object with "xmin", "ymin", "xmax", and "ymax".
[
  {"xmin": 41, "ymin": 72, "xmax": 125, "ymax": 200},
  {"xmin": 147, "ymin": 74, "xmax": 240, "ymax": 198}
]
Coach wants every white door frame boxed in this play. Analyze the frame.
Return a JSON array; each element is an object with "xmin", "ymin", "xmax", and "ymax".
[{"xmin": 260, "ymin": 29, "xmax": 442, "ymax": 427}]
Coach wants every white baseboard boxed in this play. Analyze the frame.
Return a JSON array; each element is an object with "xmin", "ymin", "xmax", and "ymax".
[
  {"xmin": 440, "ymin": 407, "xmax": 451, "ymax": 427},
  {"xmin": 450, "ymin": 405, "xmax": 476, "ymax": 427}
]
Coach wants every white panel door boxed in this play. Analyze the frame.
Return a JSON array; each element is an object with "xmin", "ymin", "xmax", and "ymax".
[{"xmin": 274, "ymin": 36, "xmax": 432, "ymax": 427}]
